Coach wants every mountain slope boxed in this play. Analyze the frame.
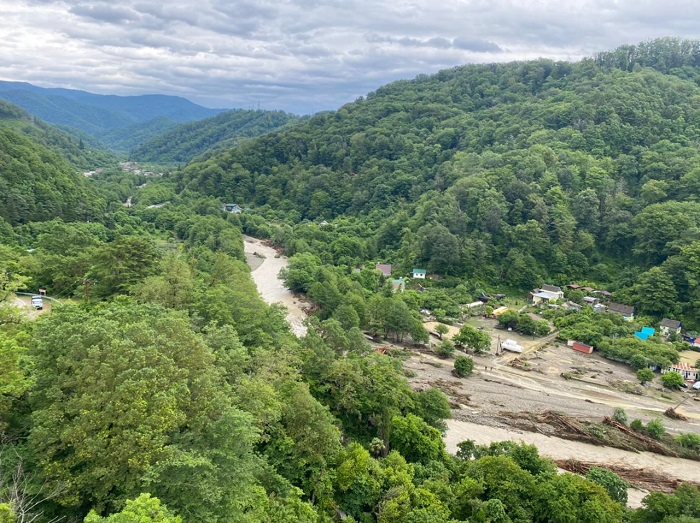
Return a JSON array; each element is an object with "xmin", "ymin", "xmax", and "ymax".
[
  {"xmin": 0, "ymin": 80, "xmax": 226, "ymax": 149},
  {"xmin": 178, "ymin": 38, "xmax": 700, "ymax": 326},
  {"xmin": 0, "ymin": 100, "xmax": 117, "ymax": 170},
  {"xmin": 99, "ymin": 117, "xmax": 181, "ymax": 153},
  {"xmin": 131, "ymin": 109, "xmax": 302, "ymax": 163},
  {"xmin": 0, "ymin": 99, "xmax": 110, "ymax": 225}
]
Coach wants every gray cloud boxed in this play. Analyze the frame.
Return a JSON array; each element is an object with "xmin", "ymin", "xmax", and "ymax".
[{"xmin": 1, "ymin": 0, "xmax": 700, "ymax": 114}]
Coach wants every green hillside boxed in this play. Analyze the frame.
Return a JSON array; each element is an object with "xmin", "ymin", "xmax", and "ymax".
[
  {"xmin": 98, "ymin": 116, "xmax": 180, "ymax": 153},
  {"xmin": 0, "ymin": 100, "xmax": 106, "ymax": 225},
  {"xmin": 179, "ymin": 37, "xmax": 700, "ymax": 327},
  {"xmin": 0, "ymin": 100, "xmax": 117, "ymax": 170},
  {"xmin": 132, "ymin": 109, "xmax": 302, "ymax": 163},
  {"xmin": 1, "ymin": 39, "xmax": 699, "ymax": 523}
]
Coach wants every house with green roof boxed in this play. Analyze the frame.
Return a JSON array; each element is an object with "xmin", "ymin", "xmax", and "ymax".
[{"xmin": 412, "ymin": 268, "xmax": 426, "ymax": 279}]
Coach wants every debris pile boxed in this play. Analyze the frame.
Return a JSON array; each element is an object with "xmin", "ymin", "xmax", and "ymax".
[
  {"xmin": 509, "ymin": 358, "xmax": 532, "ymax": 371},
  {"xmin": 603, "ymin": 417, "xmax": 669, "ymax": 455},
  {"xmin": 557, "ymin": 459, "xmax": 700, "ymax": 493},
  {"xmin": 663, "ymin": 407, "xmax": 688, "ymax": 421}
]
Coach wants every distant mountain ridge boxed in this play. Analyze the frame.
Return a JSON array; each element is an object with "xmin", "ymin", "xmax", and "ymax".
[
  {"xmin": 0, "ymin": 80, "xmax": 227, "ymax": 151},
  {"xmin": 132, "ymin": 109, "xmax": 303, "ymax": 164}
]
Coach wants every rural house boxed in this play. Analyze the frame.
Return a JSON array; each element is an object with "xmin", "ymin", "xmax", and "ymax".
[
  {"xmin": 659, "ymin": 318, "xmax": 682, "ymax": 336},
  {"xmin": 529, "ymin": 284, "xmax": 564, "ymax": 305},
  {"xmin": 662, "ymin": 362, "xmax": 699, "ymax": 382},
  {"xmin": 376, "ymin": 263, "xmax": 392, "ymax": 278},
  {"xmin": 412, "ymin": 268, "xmax": 427, "ymax": 279},
  {"xmin": 391, "ymin": 278, "xmax": 405, "ymax": 293},
  {"xmin": 607, "ymin": 302, "xmax": 635, "ymax": 321}
]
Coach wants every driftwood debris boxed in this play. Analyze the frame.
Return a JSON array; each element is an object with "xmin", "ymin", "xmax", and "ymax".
[
  {"xmin": 663, "ymin": 407, "xmax": 688, "ymax": 421},
  {"xmin": 603, "ymin": 417, "xmax": 669, "ymax": 455},
  {"xmin": 556, "ymin": 459, "xmax": 700, "ymax": 493},
  {"xmin": 538, "ymin": 411, "xmax": 589, "ymax": 436}
]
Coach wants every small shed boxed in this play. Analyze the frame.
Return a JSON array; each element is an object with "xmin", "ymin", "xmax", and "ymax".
[
  {"xmin": 570, "ymin": 341, "xmax": 594, "ymax": 354},
  {"xmin": 412, "ymin": 268, "xmax": 427, "ymax": 279},
  {"xmin": 491, "ymin": 306, "xmax": 510, "ymax": 317}
]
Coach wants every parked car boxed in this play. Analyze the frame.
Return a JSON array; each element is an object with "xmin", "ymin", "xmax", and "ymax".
[{"xmin": 31, "ymin": 295, "xmax": 43, "ymax": 310}]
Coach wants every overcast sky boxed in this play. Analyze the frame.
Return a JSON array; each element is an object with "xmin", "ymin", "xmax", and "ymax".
[{"xmin": 1, "ymin": 0, "xmax": 699, "ymax": 114}]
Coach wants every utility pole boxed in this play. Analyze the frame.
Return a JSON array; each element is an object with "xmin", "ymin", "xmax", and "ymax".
[{"xmin": 82, "ymin": 279, "xmax": 96, "ymax": 302}]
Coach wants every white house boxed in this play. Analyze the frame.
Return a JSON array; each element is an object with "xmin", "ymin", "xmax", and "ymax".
[
  {"xmin": 662, "ymin": 362, "xmax": 699, "ymax": 382},
  {"xmin": 412, "ymin": 268, "xmax": 427, "ymax": 279},
  {"xmin": 659, "ymin": 318, "xmax": 681, "ymax": 336},
  {"xmin": 530, "ymin": 284, "xmax": 564, "ymax": 305}
]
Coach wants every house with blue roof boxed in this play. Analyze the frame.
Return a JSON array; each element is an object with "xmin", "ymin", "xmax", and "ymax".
[{"xmin": 634, "ymin": 327, "xmax": 655, "ymax": 341}]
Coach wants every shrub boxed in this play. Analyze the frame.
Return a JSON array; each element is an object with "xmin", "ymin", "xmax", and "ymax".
[
  {"xmin": 636, "ymin": 368, "xmax": 654, "ymax": 385},
  {"xmin": 586, "ymin": 467, "xmax": 629, "ymax": 504},
  {"xmin": 454, "ymin": 355, "xmax": 474, "ymax": 377},
  {"xmin": 646, "ymin": 418, "xmax": 666, "ymax": 440},
  {"xmin": 630, "ymin": 419, "xmax": 644, "ymax": 432},
  {"xmin": 435, "ymin": 323, "xmax": 449, "ymax": 339},
  {"xmin": 434, "ymin": 339, "xmax": 455, "ymax": 358},
  {"xmin": 612, "ymin": 407, "xmax": 628, "ymax": 425},
  {"xmin": 661, "ymin": 371, "xmax": 684, "ymax": 388},
  {"xmin": 675, "ymin": 432, "xmax": 700, "ymax": 450}
]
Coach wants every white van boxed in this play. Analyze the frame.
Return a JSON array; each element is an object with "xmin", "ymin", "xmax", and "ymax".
[{"xmin": 31, "ymin": 295, "xmax": 43, "ymax": 310}]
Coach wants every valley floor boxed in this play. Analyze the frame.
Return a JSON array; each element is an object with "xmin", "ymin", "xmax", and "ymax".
[
  {"xmin": 243, "ymin": 235, "xmax": 308, "ymax": 336},
  {"xmin": 242, "ymin": 238, "xmax": 700, "ymax": 503}
]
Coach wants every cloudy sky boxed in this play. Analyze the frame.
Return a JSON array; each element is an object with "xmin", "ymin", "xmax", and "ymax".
[{"xmin": 1, "ymin": 0, "xmax": 699, "ymax": 114}]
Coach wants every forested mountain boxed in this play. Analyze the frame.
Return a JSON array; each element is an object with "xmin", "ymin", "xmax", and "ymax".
[
  {"xmin": 1, "ymin": 39, "xmax": 700, "ymax": 523},
  {"xmin": 98, "ymin": 116, "xmax": 180, "ymax": 153},
  {"xmin": 0, "ymin": 100, "xmax": 116, "ymax": 169},
  {"xmin": 180, "ymin": 37, "xmax": 700, "ymax": 328},
  {"xmin": 0, "ymin": 80, "xmax": 226, "ymax": 151},
  {"xmin": 0, "ymin": 100, "xmax": 110, "ymax": 226},
  {"xmin": 131, "ymin": 109, "xmax": 302, "ymax": 163}
]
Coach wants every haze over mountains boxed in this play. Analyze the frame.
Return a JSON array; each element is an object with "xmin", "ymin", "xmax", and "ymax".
[
  {"xmin": 0, "ymin": 79, "xmax": 303, "ymax": 157},
  {"xmin": 0, "ymin": 80, "xmax": 218, "ymax": 154}
]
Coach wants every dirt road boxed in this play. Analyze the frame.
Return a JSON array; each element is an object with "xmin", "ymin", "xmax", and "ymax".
[
  {"xmin": 13, "ymin": 295, "xmax": 51, "ymax": 319},
  {"xmin": 243, "ymin": 236, "xmax": 308, "ymax": 337}
]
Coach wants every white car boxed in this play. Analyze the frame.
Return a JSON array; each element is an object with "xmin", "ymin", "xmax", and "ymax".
[
  {"xmin": 31, "ymin": 295, "xmax": 43, "ymax": 310},
  {"xmin": 693, "ymin": 381, "xmax": 700, "ymax": 391}
]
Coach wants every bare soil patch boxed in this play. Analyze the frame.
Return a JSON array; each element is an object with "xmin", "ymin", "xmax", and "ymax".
[{"xmin": 400, "ymin": 317, "xmax": 700, "ymax": 496}]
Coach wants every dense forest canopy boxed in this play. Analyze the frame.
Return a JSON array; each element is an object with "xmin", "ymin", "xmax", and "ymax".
[
  {"xmin": 0, "ymin": 38, "xmax": 700, "ymax": 523},
  {"xmin": 132, "ymin": 109, "xmax": 302, "ymax": 164},
  {"xmin": 178, "ymin": 37, "xmax": 700, "ymax": 329},
  {"xmin": 0, "ymin": 101, "xmax": 112, "ymax": 226}
]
